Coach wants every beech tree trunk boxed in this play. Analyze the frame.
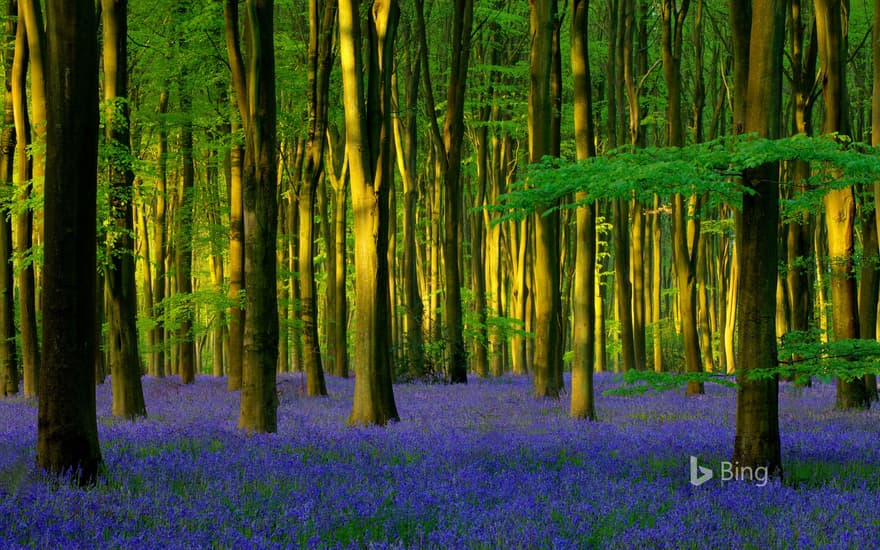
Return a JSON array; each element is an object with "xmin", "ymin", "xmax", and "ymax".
[
  {"xmin": 0, "ymin": 0, "xmax": 17, "ymax": 398},
  {"xmin": 38, "ymin": 0, "xmax": 102, "ymax": 484},
  {"xmin": 102, "ymin": 0, "xmax": 147, "ymax": 418},
  {"xmin": 731, "ymin": 0, "xmax": 783, "ymax": 477},
  {"xmin": 570, "ymin": 0, "xmax": 597, "ymax": 419},
  {"xmin": 225, "ymin": 0, "xmax": 280, "ymax": 433},
  {"xmin": 815, "ymin": 0, "xmax": 868, "ymax": 409},
  {"xmin": 341, "ymin": 0, "xmax": 400, "ymax": 425}
]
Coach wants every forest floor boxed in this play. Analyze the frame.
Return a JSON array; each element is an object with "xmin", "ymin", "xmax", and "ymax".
[{"xmin": 1, "ymin": 371, "xmax": 879, "ymax": 548}]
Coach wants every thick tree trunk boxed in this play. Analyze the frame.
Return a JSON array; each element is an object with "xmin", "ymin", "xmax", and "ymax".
[
  {"xmin": 530, "ymin": 0, "xmax": 563, "ymax": 397},
  {"xmin": 225, "ymin": 0, "xmax": 280, "ymax": 433},
  {"xmin": 38, "ymin": 0, "xmax": 102, "ymax": 484},
  {"xmin": 815, "ymin": 0, "xmax": 868, "ymax": 409},
  {"xmin": 102, "ymin": 0, "xmax": 147, "ymax": 418},
  {"xmin": 731, "ymin": 0, "xmax": 783, "ymax": 477},
  {"xmin": 341, "ymin": 0, "xmax": 399, "ymax": 425}
]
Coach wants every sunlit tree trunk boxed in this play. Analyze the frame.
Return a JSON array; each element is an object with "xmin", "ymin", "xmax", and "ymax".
[
  {"xmin": 0, "ymin": 0, "xmax": 18, "ymax": 398},
  {"xmin": 226, "ymin": 121, "xmax": 244, "ymax": 389},
  {"xmin": 815, "ymin": 0, "xmax": 868, "ymax": 409},
  {"xmin": 392, "ymin": 41, "xmax": 425, "ymax": 379},
  {"xmin": 225, "ymin": 0, "xmax": 280, "ymax": 433},
  {"xmin": 570, "ymin": 0, "xmax": 597, "ymax": 419},
  {"xmin": 731, "ymin": 0, "xmax": 783, "ymax": 477},
  {"xmin": 102, "ymin": 0, "xmax": 147, "ymax": 418},
  {"xmin": 15, "ymin": 0, "xmax": 40, "ymax": 398},
  {"xmin": 341, "ymin": 0, "xmax": 400, "ymax": 425},
  {"xmin": 151, "ymin": 89, "xmax": 169, "ymax": 379},
  {"xmin": 326, "ymin": 127, "xmax": 349, "ymax": 378},
  {"xmin": 38, "ymin": 0, "xmax": 102, "ymax": 484}
]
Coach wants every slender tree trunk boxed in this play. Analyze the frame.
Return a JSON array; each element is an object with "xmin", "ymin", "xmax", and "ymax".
[
  {"xmin": 227, "ymin": 124, "xmax": 244, "ymax": 389},
  {"xmin": 298, "ymin": 0, "xmax": 336, "ymax": 396},
  {"xmin": 859, "ymin": 208, "xmax": 879, "ymax": 400},
  {"xmin": 392, "ymin": 45, "xmax": 425, "ymax": 379},
  {"xmin": 327, "ymin": 128, "xmax": 349, "ymax": 378},
  {"xmin": 102, "ymin": 0, "xmax": 147, "ymax": 417},
  {"xmin": 13, "ymin": 0, "xmax": 39, "ymax": 398},
  {"xmin": 870, "ymin": 0, "xmax": 880, "ymax": 398},
  {"xmin": 0, "ymin": 0, "xmax": 18, "ymax": 398},
  {"xmin": 38, "ymin": 0, "xmax": 102, "ymax": 483},
  {"xmin": 529, "ymin": 0, "xmax": 563, "ymax": 397},
  {"xmin": 414, "ymin": 0, "xmax": 473, "ymax": 384},
  {"xmin": 570, "ymin": 0, "xmax": 597, "ymax": 419}
]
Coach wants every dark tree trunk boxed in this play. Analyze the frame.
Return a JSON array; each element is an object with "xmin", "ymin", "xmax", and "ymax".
[
  {"xmin": 731, "ymin": 0, "xmax": 783, "ymax": 478},
  {"xmin": 38, "ymin": 0, "xmax": 103, "ymax": 484}
]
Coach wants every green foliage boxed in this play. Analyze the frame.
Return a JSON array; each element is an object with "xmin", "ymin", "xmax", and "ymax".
[
  {"xmin": 490, "ymin": 134, "xmax": 880, "ymax": 224},
  {"xmin": 603, "ymin": 370, "xmax": 737, "ymax": 396}
]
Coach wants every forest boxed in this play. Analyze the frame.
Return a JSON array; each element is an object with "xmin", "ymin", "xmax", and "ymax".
[{"xmin": 2, "ymin": 0, "xmax": 880, "ymax": 546}]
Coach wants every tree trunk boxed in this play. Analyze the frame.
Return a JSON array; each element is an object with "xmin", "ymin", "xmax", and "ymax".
[
  {"xmin": 570, "ymin": 0, "xmax": 597, "ymax": 420},
  {"xmin": 858, "ymin": 208, "xmax": 879, "ymax": 401},
  {"xmin": 13, "ymin": 0, "xmax": 40, "ymax": 399},
  {"xmin": 298, "ymin": 0, "xmax": 336, "ymax": 396},
  {"xmin": 0, "ymin": 0, "xmax": 18, "ymax": 398},
  {"xmin": 341, "ymin": 0, "xmax": 400, "ymax": 425},
  {"xmin": 225, "ymin": 0, "xmax": 280, "ymax": 433},
  {"xmin": 815, "ymin": 0, "xmax": 868, "ymax": 409},
  {"xmin": 102, "ymin": 0, "xmax": 147, "ymax": 418},
  {"xmin": 38, "ymin": 0, "xmax": 102, "ymax": 484},
  {"xmin": 731, "ymin": 0, "xmax": 783, "ymax": 478},
  {"xmin": 529, "ymin": 0, "xmax": 562, "ymax": 397}
]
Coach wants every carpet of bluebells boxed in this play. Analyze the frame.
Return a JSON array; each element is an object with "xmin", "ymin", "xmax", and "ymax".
[{"xmin": 2, "ymin": 373, "xmax": 880, "ymax": 549}]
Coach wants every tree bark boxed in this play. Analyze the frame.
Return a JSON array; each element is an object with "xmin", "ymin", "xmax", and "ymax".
[
  {"xmin": 102, "ymin": 0, "xmax": 147, "ymax": 418},
  {"xmin": 530, "ymin": 0, "xmax": 563, "ymax": 398},
  {"xmin": 570, "ymin": 0, "xmax": 597, "ymax": 419},
  {"xmin": 13, "ymin": 0, "xmax": 40, "ymax": 399},
  {"xmin": 731, "ymin": 0, "xmax": 783, "ymax": 477},
  {"xmin": 0, "ymin": 0, "xmax": 18, "ymax": 398},
  {"xmin": 225, "ymin": 0, "xmax": 280, "ymax": 433},
  {"xmin": 815, "ymin": 0, "xmax": 868, "ymax": 409},
  {"xmin": 38, "ymin": 0, "xmax": 102, "ymax": 484},
  {"xmin": 342, "ymin": 0, "xmax": 400, "ymax": 425}
]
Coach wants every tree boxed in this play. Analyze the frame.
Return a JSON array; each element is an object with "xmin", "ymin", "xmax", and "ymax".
[
  {"xmin": 341, "ymin": 0, "xmax": 399, "ymax": 425},
  {"xmin": 530, "ymin": 0, "xmax": 563, "ymax": 398},
  {"xmin": 414, "ymin": 0, "xmax": 474, "ymax": 384},
  {"xmin": 38, "ymin": 0, "xmax": 102, "ymax": 483},
  {"xmin": 569, "ymin": 0, "xmax": 597, "ymax": 419},
  {"xmin": 298, "ymin": 0, "xmax": 337, "ymax": 396},
  {"xmin": 15, "ymin": 0, "xmax": 41, "ymax": 397},
  {"xmin": 102, "ymin": 0, "xmax": 147, "ymax": 418},
  {"xmin": 731, "ymin": 0, "xmax": 783, "ymax": 477},
  {"xmin": 815, "ymin": 0, "xmax": 869, "ymax": 409},
  {"xmin": 224, "ymin": 0, "xmax": 280, "ymax": 433},
  {"xmin": 661, "ymin": 0, "xmax": 705, "ymax": 395},
  {"xmin": 0, "ymin": 0, "xmax": 17, "ymax": 398}
]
